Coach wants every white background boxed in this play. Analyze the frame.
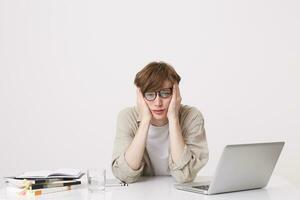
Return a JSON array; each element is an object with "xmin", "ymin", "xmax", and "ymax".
[{"xmin": 0, "ymin": 0, "xmax": 299, "ymax": 186}]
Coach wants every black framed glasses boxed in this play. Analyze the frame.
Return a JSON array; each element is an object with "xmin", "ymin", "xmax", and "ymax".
[{"xmin": 144, "ymin": 88, "xmax": 173, "ymax": 101}]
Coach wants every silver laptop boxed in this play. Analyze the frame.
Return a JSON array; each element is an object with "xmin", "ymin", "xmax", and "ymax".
[{"xmin": 174, "ymin": 142, "xmax": 284, "ymax": 195}]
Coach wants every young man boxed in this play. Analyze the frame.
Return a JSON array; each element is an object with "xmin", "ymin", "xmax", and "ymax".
[{"xmin": 111, "ymin": 61, "xmax": 209, "ymax": 183}]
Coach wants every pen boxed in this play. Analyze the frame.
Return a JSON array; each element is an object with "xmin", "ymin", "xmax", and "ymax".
[{"xmin": 105, "ymin": 181, "xmax": 128, "ymax": 187}]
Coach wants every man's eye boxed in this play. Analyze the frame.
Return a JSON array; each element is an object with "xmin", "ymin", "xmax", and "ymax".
[
  {"xmin": 160, "ymin": 91, "xmax": 171, "ymax": 97},
  {"xmin": 145, "ymin": 93, "xmax": 155, "ymax": 97}
]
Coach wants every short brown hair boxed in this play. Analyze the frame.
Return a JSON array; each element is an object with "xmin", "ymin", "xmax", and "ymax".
[{"xmin": 134, "ymin": 61, "xmax": 181, "ymax": 94}]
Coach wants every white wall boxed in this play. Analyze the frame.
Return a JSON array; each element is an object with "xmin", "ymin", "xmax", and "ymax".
[{"xmin": 1, "ymin": 0, "xmax": 299, "ymax": 186}]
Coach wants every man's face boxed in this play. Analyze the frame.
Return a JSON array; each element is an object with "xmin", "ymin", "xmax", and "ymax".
[{"xmin": 144, "ymin": 81, "xmax": 173, "ymax": 122}]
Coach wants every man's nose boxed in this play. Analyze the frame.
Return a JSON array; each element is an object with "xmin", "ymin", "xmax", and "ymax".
[{"xmin": 154, "ymin": 94, "xmax": 162, "ymax": 106}]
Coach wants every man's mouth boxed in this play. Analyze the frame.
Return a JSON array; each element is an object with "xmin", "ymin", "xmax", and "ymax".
[{"xmin": 152, "ymin": 109, "xmax": 165, "ymax": 115}]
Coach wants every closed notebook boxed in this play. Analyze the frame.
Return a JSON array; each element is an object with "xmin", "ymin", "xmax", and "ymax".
[
  {"xmin": 6, "ymin": 184, "xmax": 81, "ymax": 196},
  {"xmin": 5, "ymin": 177, "xmax": 74, "ymax": 188},
  {"xmin": 30, "ymin": 180, "xmax": 81, "ymax": 190}
]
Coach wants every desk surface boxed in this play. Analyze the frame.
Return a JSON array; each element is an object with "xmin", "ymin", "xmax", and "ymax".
[{"xmin": 1, "ymin": 176, "xmax": 299, "ymax": 200}]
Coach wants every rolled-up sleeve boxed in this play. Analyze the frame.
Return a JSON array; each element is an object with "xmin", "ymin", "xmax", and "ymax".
[
  {"xmin": 168, "ymin": 109, "xmax": 209, "ymax": 183},
  {"xmin": 111, "ymin": 109, "xmax": 144, "ymax": 183}
]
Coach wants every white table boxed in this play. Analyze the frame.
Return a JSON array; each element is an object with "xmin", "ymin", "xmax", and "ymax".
[{"xmin": 1, "ymin": 176, "xmax": 299, "ymax": 200}]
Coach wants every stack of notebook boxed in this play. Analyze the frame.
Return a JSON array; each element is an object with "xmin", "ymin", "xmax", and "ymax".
[{"xmin": 5, "ymin": 169, "xmax": 84, "ymax": 197}]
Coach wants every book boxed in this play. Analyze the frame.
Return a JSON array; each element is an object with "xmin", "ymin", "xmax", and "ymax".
[
  {"xmin": 4, "ymin": 177, "xmax": 76, "ymax": 188},
  {"xmin": 15, "ymin": 169, "xmax": 84, "ymax": 179},
  {"xmin": 30, "ymin": 180, "xmax": 81, "ymax": 190},
  {"xmin": 6, "ymin": 184, "xmax": 81, "ymax": 197}
]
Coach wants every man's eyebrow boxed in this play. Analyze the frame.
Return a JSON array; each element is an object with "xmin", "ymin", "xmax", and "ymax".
[{"xmin": 145, "ymin": 87, "xmax": 172, "ymax": 93}]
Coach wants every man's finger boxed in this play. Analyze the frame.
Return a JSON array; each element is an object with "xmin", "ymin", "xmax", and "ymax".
[
  {"xmin": 137, "ymin": 88, "xmax": 143, "ymax": 98},
  {"xmin": 173, "ymin": 84, "xmax": 177, "ymax": 95},
  {"xmin": 177, "ymin": 84, "xmax": 181, "ymax": 97}
]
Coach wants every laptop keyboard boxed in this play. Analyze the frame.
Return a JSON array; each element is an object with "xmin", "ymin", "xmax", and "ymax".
[{"xmin": 193, "ymin": 185, "xmax": 210, "ymax": 190}]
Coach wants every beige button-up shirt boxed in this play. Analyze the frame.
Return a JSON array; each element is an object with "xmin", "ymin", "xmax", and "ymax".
[{"xmin": 111, "ymin": 104, "xmax": 209, "ymax": 183}]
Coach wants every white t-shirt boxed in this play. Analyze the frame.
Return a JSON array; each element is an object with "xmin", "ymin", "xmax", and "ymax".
[{"xmin": 146, "ymin": 123, "xmax": 170, "ymax": 176}]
